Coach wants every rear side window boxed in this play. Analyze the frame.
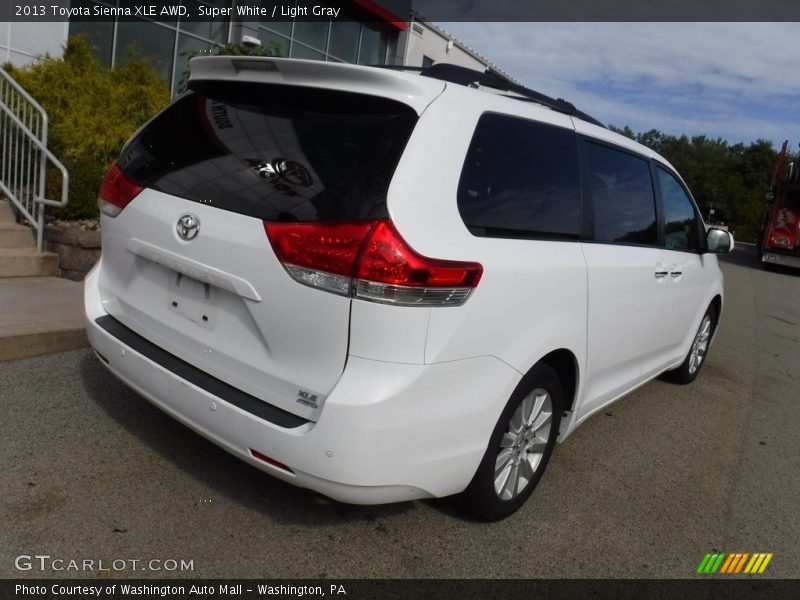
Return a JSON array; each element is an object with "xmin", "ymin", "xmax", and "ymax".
[
  {"xmin": 457, "ymin": 113, "xmax": 581, "ymax": 240},
  {"xmin": 117, "ymin": 82, "xmax": 418, "ymax": 222},
  {"xmin": 586, "ymin": 142, "xmax": 657, "ymax": 246},
  {"xmin": 656, "ymin": 166, "xmax": 701, "ymax": 252}
]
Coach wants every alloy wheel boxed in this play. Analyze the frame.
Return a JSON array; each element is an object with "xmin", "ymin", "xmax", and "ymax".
[
  {"xmin": 688, "ymin": 314, "xmax": 712, "ymax": 375},
  {"xmin": 494, "ymin": 388, "xmax": 553, "ymax": 500}
]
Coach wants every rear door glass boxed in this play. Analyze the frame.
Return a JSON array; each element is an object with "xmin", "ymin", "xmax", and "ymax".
[
  {"xmin": 585, "ymin": 142, "xmax": 657, "ymax": 246},
  {"xmin": 457, "ymin": 113, "xmax": 581, "ymax": 240},
  {"xmin": 118, "ymin": 83, "xmax": 418, "ymax": 222}
]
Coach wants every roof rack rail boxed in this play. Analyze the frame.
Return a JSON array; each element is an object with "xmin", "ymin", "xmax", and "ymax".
[{"xmin": 376, "ymin": 63, "xmax": 605, "ymax": 128}]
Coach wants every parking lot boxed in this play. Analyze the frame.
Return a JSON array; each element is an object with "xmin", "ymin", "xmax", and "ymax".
[{"xmin": 1, "ymin": 245, "xmax": 798, "ymax": 579}]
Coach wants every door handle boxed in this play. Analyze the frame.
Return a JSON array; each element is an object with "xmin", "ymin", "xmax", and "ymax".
[
  {"xmin": 654, "ymin": 270, "xmax": 669, "ymax": 279},
  {"xmin": 670, "ymin": 270, "xmax": 683, "ymax": 278}
]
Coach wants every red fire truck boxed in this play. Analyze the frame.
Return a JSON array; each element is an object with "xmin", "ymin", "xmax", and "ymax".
[{"xmin": 759, "ymin": 141, "xmax": 800, "ymax": 270}]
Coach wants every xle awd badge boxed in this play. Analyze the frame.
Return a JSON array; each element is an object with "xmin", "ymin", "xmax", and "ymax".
[
  {"xmin": 296, "ymin": 390, "xmax": 319, "ymax": 409},
  {"xmin": 176, "ymin": 214, "xmax": 200, "ymax": 241}
]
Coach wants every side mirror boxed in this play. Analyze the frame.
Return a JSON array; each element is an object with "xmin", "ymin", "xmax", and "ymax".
[{"xmin": 706, "ymin": 228, "xmax": 734, "ymax": 254}]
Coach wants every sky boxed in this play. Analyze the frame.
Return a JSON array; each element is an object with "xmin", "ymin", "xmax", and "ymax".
[{"xmin": 438, "ymin": 22, "xmax": 800, "ymax": 149}]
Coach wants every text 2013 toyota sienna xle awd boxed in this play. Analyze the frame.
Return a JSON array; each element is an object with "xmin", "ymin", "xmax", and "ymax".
[{"xmin": 85, "ymin": 57, "xmax": 733, "ymax": 520}]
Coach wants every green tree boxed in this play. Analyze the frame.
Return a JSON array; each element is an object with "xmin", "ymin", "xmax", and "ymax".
[
  {"xmin": 636, "ymin": 129, "xmax": 668, "ymax": 154},
  {"xmin": 607, "ymin": 125, "xmax": 636, "ymax": 140},
  {"xmin": 610, "ymin": 124, "xmax": 779, "ymax": 241},
  {"xmin": 740, "ymin": 139, "xmax": 777, "ymax": 189},
  {"xmin": 5, "ymin": 35, "xmax": 170, "ymax": 219}
]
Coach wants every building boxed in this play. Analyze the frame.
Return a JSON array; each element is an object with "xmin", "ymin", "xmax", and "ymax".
[
  {"xmin": 1, "ymin": 2, "xmax": 514, "ymax": 96},
  {"xmin": 403, "ymin": 14, "xmax": 515, "ymax": 81},
  {"xmin": 1, "ymin": 21, "xmax": 69, "ymax": 66}
]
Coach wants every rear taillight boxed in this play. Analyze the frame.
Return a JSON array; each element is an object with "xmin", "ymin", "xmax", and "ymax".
[
  {"xmin": 265, "ymin": 219, "xmax": 482, "ymax": 307},
  {"xmin": 265, "ymin": 221, "xmax": 376, "ymax": 295},
  {"xmin": 355, "ymin": 221, "xmax": 482, "ymax": 305},
  {"xmin": 97, "ymin": 163, "xmax": 143, "ymax": 217}
]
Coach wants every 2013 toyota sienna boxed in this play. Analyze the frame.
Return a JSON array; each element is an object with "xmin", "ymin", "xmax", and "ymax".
[{"xmin": 85, "ymin": 57, "xmax": 734, "ymax": 520}]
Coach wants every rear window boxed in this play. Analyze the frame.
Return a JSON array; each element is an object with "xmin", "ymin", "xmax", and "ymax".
[{"xmin": 117, "ymin": 82, "xmax": 418, "ymax": 222}]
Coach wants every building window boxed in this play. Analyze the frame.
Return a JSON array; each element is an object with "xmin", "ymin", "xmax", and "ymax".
[
  {"xmin": 329, "ymin": 19, "xmax": 360, "ymax": 62},
  {"xmin": 68, "ymin": 19, "xmax": 114, "ymax": 68},
  {"xmin": 179, "ymin": 0, "xmax": 229, "ymax": 43},
  {"xmin": 293, "ymin": 21, "xmax": 329, "ymax": 53},
  {"xmin": 422, "ymin": 55, "xmax": 434, "ymax": 68},
  {"xmin": 258, "ymin": 15, "xmax": 394, "ymax": 66},
  {"xmin": 70, "ymin": 1, "xmax": 398, "ymax": 95},
  {"xmin": 69, "ymin": 0, "xmax": 231, "ymax": 96},
  {"xmin": 115, "ymin": 19, "xmax": 176, "ymax": 82},
  {"xmin": 173, "ymin": 33, "xmax": 218, "ymax": 94},
  {"xmin": 357, "ymin": 22, "xmax": 389, "ymax": 65}
]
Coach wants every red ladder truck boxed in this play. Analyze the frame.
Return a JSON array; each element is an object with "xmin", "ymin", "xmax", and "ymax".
[{"xmin": 759, "ymin": 141, "xmax": 800, "ymax": 270}]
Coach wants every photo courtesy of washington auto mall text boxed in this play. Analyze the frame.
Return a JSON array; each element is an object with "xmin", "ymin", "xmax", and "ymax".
[
  {"xmin": 2, "ymin": 0, "xmax": 798, "ymax": 598},
  {"xmin": 13, "ymin": 583, "xmax": 348, "ymax": 598}
]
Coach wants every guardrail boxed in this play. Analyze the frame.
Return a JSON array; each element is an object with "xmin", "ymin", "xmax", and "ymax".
[{"xmin": 0, "ymin": 66, "xmax": 69, "ymax": 251}]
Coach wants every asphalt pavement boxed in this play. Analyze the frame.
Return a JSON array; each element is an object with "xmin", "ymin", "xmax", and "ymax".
[{"xmin": 1, "ymin": 245, "xmax": 798, "ymax": 579}]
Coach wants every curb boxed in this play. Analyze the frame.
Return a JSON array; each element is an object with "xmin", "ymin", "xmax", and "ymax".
[
  {"xmin": 0, "ymin": 328, "xmax": 88, "ymax": 362},
  {"xmin": 0, "ymin": 277, "xmax": 88, "ymax": 362}
]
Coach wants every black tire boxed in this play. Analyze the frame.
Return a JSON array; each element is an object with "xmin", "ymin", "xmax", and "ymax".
[
  {"xmin": 463, "ymin": 363, "xmax": 562, "ymax": 521},
  {"xmin": 663, "ymin": 304, "xmax": 717, "ymax": 385}
]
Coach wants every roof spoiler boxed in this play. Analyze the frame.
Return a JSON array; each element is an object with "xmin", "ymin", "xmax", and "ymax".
[{"xmin": 187, "ymin": 56, "xmax": 446, "ymax": 115}]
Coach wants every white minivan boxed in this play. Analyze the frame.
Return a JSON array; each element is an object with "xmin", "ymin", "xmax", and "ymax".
[{"xmin": 85, "ymin": 57, "xmax": 733, "ymax": 520}]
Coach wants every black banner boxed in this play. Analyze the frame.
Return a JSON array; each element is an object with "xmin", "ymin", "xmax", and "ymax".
[
  {"xmin": 2, "ymin": 0, "xmax": 800, "ymax": 22},
  {"xmin": 3, "ymin": 579, "xmax": 800, "ymax": 600}
]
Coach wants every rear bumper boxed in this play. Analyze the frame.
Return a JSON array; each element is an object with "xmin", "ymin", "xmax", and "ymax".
[
  {"xmin": 85, "ymin": 262, "xmax": 519, "ymax": 504},
  {"xmin": 763, "ymin": 251, "xmax": 800, "ymax": 269}
]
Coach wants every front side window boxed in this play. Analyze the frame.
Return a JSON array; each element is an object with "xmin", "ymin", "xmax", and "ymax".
[
  {"xmin": 586, "ymin": 142, "xmax": 657, "ymax": 246},
  {"xmin": 457, "ymin": 114, "xmax": 581, "ymax": 240},
  {"xmin": 657, "ymin": 166, "xmax": 701, "ymax": 252}
]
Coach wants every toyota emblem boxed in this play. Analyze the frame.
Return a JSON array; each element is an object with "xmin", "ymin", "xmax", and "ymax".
[{"xmin": 176, "ymin": 214, "xmax": 200, "ymax": 241}]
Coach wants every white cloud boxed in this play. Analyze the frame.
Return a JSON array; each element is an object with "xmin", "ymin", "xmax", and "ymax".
[{"xmin": 437, "ymin": 22, "xmax": 800, "ymax": 146}]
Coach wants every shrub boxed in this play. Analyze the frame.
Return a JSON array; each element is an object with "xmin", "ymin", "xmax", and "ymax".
[{"xmin": 6, "ymin": 36, "xmax": 170, "ymax": 219}]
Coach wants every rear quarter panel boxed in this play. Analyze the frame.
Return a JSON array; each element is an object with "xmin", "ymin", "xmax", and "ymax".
[{"xmin": 386, "ymin": 86, "xmax": 589, "ymax": 408}]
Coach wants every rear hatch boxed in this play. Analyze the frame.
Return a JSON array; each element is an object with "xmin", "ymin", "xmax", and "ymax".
[{"xmin": 96, "ymin": 57, "xmax": 444, "ymax": 421}]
